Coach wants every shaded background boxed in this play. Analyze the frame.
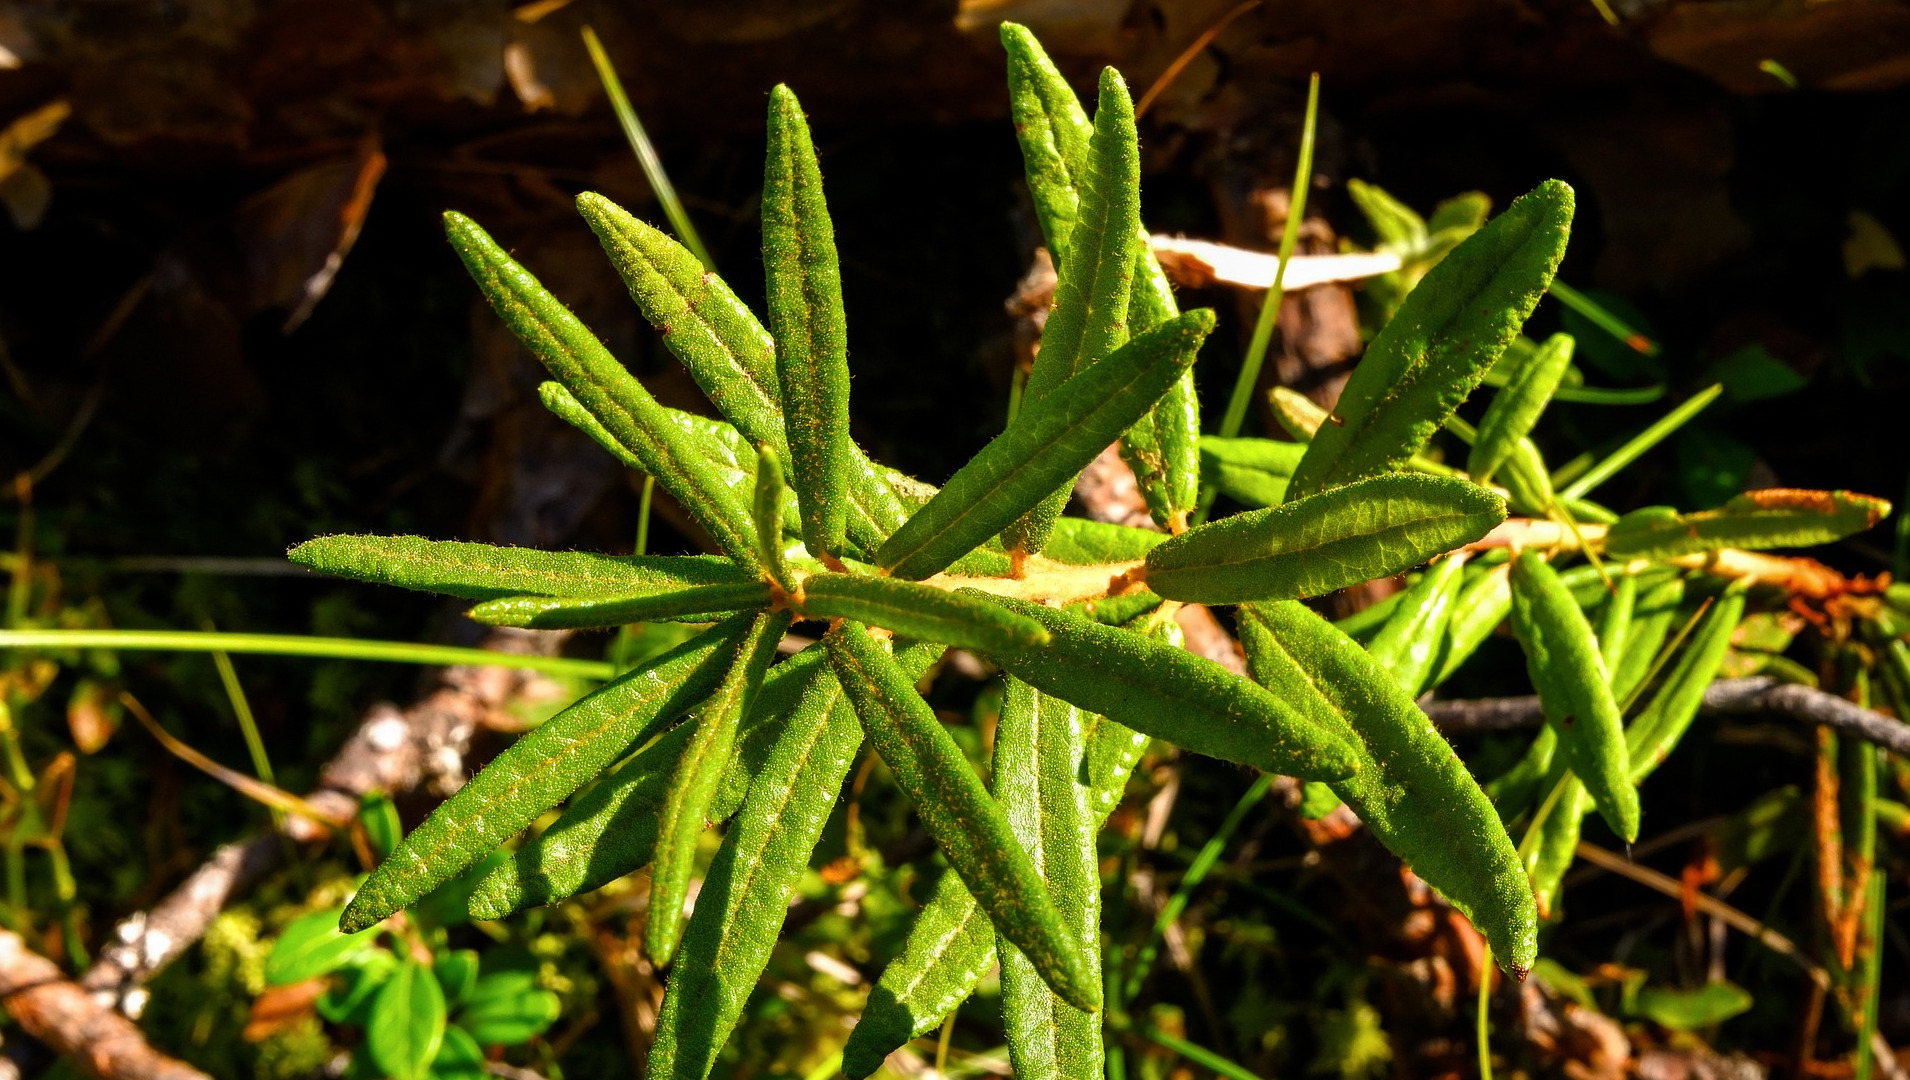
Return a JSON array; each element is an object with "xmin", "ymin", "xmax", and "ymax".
[{"xmin": 2, "ymin": 0, "xmax": 1909, "ymax": 1076}]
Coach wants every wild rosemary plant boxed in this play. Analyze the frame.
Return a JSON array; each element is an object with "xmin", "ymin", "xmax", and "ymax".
[{"xmin": 288, "ymin": 22, "xmax": 1890, "ymax": 1079}]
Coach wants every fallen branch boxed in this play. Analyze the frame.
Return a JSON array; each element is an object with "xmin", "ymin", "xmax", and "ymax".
[
  {"xmin": 80, "ymin": 628, "xmax": 564, "ymax": 1015},
  {"xmin": 1424, "ymin": 676, "xmax": 1910, "ymax": 756},
  {"xmin": 0, "ymin": 929, "xmax": 210, "ymax": 1080}
]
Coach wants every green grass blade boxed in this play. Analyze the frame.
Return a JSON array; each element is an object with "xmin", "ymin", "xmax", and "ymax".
[
  {"xmin": 290, "ymin": 534, "xmax": 751, "ymax": 603},
  {"xmin": 825, "ymin": 620, "xmax": 1100, "ymax": 1012},
  {"xmin": 1603, "ymin": 489, "xmax": 1891, "ymax": 561},
  {"xmin": 1003, "ymin": 66, "xmax": 1142, "ymax": 558},
  {"xmin": 1507, "ymin": 551, "xmax": 1638, "ymax": 842},
  {"xmin": 977, "ymin": 594, "xmax": 1358, "ymax": 780},
  {"xmin": 0, "ymin": 628, "xmax": 617, "ymax": 681},
  {"xmin": 1469, "ymin": 332, "xmax": 1575, "ymax": 484},
  {"xmin": 467, "ymin": 582, "xmax": 773, "ymax": 630},
  {"xmin": 1143, "ymin": 474, "xmax": 1506, "ymax": 606},
  {"xmin": 796, "ymin": 573, "xmax": 1051, "ymax": 653},
  {"xmin": 1238, "ymin": 600, "xmax": 1537, "ymax": 974},
  {"xmin": 996, "ymin": 679, "xmax": 1103, "ymax": 1080},
  {"xmin": 1626, "ymin": 582, "xmax": 1747, "ymax": 784},
  {"xmin": 1363, "ymin": 553, "xmax": 1470, "ymax": 697},
  {"xmin": 878, "ymin": 310, "xmax": 1212, "ymax": 579},
  {"xmin": 1556, "ymin": 384, "xmax": 1722, "ymax": 502},
  {"xmin": 576, "ymin": 194, "xmax": 782, "ymax": 450},
  {"xmin": 443, "ymin": 211, "xmax": 759, "ymax": 564},
  {"xmin": 579, "ymin": 28, "xmax": 714, "ymax": 270},
  {"xmin": 1287, "ymin": 180, "xmax": 1574, "ymax": 498},
  {"xmin": 764, "ymin": 85, "xmax": 854, "ymax": 559},
  {"xmin": 340, "ymin": 614, "xmax": 754, "ymax": 932},
  {"xmin": 1198, "ymin": 436, "xmax": 1305, "ymax": 509},
  {"xmin": 647, "ymin": 610, "xmax": 790, "ymax": 964},
  {"xmin": 1216, "ymin": 74, "xmax": 1320, "ymax": 444}
]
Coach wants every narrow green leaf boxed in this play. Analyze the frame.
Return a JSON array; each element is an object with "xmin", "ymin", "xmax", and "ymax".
[
  {"xmin": 796, "ymin": 573, "xmax": 1051, "ymax": 652},
  {"xmin": 1603, "ymin": 489, "xmax": 1891, "ymax": 561},
  {"xmin": 289, "ymin": 535, "xmax": 751, "ymax": 603},
  {"xmin": 647, "ymin": 643, "xmax": 945, "ymax": 1080},
  {"xmin": 842, "ymin": 870, "xmax": 997, "ymax": 1080},
  {"xmin": 1238, "ymin": 601, "xmax": 1537, "ymax": 974},
  {"xmin": 460, "ymin": 971, "xmax": 563, "ymax": 1045},
  {"xmin": 1043, "ymin": 516, "xmax": 1169, "ymax": 564},
  {"xmin": 1499, "ymin": 436, "xmax": 1557, "ymax": 516},
  {"xmin": 1611, "ymin": 577, "xmax": 1686, "ymax": 703},
  {"xmin": 1557, "ymin": 383, "xmax": 1722, "ymax": 502},
  {"xmin": 467, "ymin": 582, "xmax": 773, "ymax": 630},
  {"xmin": 648, "ymin": 610, "xmax": 791, "ymax": 964},
  {"xmin": 1525, "ymin": 773, "xmax": 1589, "ymax": 919},
  {"xmin": 1347, "ymin": 178, "xmax": 1428, "ymax": 250},
  {"xmin": 1626, "ymin": 582, "xmax": 1748, "ymax": 783},
  {"xmin": 442, "ymin": 211, "xmax": 759, "ymax": 564},
  {"xmin": 1597, "ymin": 572, "xmax": 1637, "ymax": 674},
  {"xmin": 340, "ymin": 615, "xmax": 751, "ymax": 933},
  {"xmin": 1632, "ymin": 981, "xmax": 1754, "ymax": 1030},
  {"xmin": 1287, "ymin": 180, "xmax": 1574, "ymax": 497},
  {"xmin": 265, "ymin": 909, "xmax": 378, "ymax": 985},
  {"xmin": 1485, "ymin": 723, "xmax": 1558, "ymax": 825},
  {"xmin": 1143, "ymin": 474, "xmax": 1506, "ymax": 606},
  {"xmin": 977, "ymin": 593, "xmax": 1358, "ymax": 780},
  {"xmin": 844, "ymin": 670, "xmax": 1144, "ymax": 1079},
  {"xmin": 1507, "ymin": 551, "xmax": 1638, "ymax": 842},
  {"xmin": 764, "ymin": 84, "xmax": 853, "ymax": 558},
  {"xmin": 1199, "ymin": 436, "xmax": 1305, "ymax": 509},
  {"xmin": 752, "ymin": 444, "xmax": 797, "ymax": 591},
  {"xmin": 1001, "ymin": 22, "xmax": 1093, "ymax": 260},
  {"xmin": 1269, "ymin": 385, "xmax": 1327, "ymax": 443},
  {"xmin": 367, "ymin": 960, "xmax": 447, "ymax": 1080},
  {"xmin": 1364, "ymin": 554, "xmax": 1470, "ymax": 696},
  {"xmin": 1469, "ymin": 332, "xmax": 1575, "ymax": 483},
  {"xmin": 1122, "ymin": 246, "xmax": 1202, "ymax": 529},
  {"xmin": 1003, "ymin": 66, "xmax": 1142, "ymax": 558},
  {"xmin": 877, "ymin": 310, "xmax": 1213, "ymax": 580},
  {"xmin": 576, "ymin": 193, "xmax": 784, "ymax": 450},
  {"xmin": 825, "ymin": 621, "xmax": 1100, "ymax": 1012},
  {"xmin": 1428, "ymin": 191, "xmax": 1492, "ymax": 236},
  {"xmin": 996, "ymin": 679, "xmax": 1103, "ymax": 1080},
  {"xmin": 468, "ymin": 648, "xmax": 834, "ymax": 918}
]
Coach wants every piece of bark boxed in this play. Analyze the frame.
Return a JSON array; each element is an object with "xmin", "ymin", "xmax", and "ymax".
[{"xmin": 0, "ymin": 929, "xmax": 210, "ymax": 1080}]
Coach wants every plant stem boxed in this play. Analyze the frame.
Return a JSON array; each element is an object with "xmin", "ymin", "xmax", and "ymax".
[
  {"xmin": 211, "ymin": 646, "xmax": 283, "ymax": 830},
  {"xmin": 1477, "ymin": 947, "xmax": 1494, "ymax": 1080}
]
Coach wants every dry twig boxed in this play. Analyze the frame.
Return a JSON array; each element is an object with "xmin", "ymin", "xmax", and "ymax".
[{"xmin": 0, "ymin": 929, "xmax": 209, "ymax": 1080}]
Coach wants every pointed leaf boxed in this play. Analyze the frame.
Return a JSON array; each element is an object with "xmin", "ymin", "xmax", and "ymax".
[
  {"xmin": 1346, "ymin": 179, "xmax": 1429, "ymax": 250},
  {"xmin": 1364, "ymin": 554, "xmax": 1470, "ymax": 696},
  {"xmin": 1508, "ymin": 551, "xmax": 1639, "ymax": 842},
  {"xmin": 825, "ymin": 621, "xmax": 1099, "ymax": 1012},
  {"xmin": 467, "ymin": 582, "xmax": 773, "ymax": 630},
  {"xmin": 647, "ymin": 610, "xmax": 790, "ymax": 963},
  {"xmin": 877, "ymin": 309, "xmax": 1213, "ymax": 580},
  {"xmin": 1199, "ymin": 436, "xmax": 1305, "ymax": 509},
  {"xmin": 1469, "ymin": 332, "xmax": 1575, "ymax": 483},
  {"xmin": 289, "ymin": 535, "xmax": 751, "ymax": 603},
  {"xmin": 1626, "ymin": 582, "xmax": 1748, "ymax": 783},
  {"xmin": 1003, "ymin": 67, "xmax": 1142, "ymax": 557},
  {"xmin": 340, "ymin": 614, "xmax": 752, "ymax": 933},
  {"xmin": 1001, "ymin": 22, "xmax": 1093, "ymax": 259},
  {"xmin": 577, "ymin": 193, "xmax": 785, "ymax": 450},
  {"xmin": 1602, "ymin": 489, "xmax": 1891, "ymax": 560},
  {"xmin": 995, "ymin": 679, "xmax": 1102, "ymax": 1080},
  {"xmin": 443, "ymin": 211, "xmax": 759, "ymax": 564},
  {"xmin": 977, "ymin": 593, "xmax": 1358, "ymax": 779},
  {"xmin": 650, "ymin": 642, "xmax": 945, "ymax": 1080},
  {"xmin": 1121, "ymin": 247, "xmax": 1202, "ymax": 529},
  {"xmin": 1288, "ymin": 180, "xmax": 1574, "ymax": 497},
  {"xmin": 763, "ymin": 85, "xmax": 854, "ymax": 558},
  {"xmin": 1238, "ymin": 601, "xmax": 1537, "ymax": 974},
  {"xmin": 1143, "ymin": 474, "xmax": 1506, "ymax": 605},
  {"xmin": 752, "ymin": 444, "xmax": 798, "ymax": 590}
]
